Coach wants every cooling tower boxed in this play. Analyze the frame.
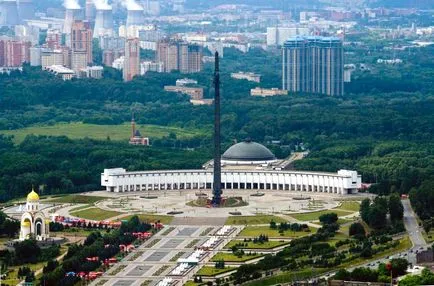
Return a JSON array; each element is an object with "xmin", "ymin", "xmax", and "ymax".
[
  {"xmin": 0, "ymin": 0, "xmax": 20, "ymax": 26},
  {"xmin": 93, "ymin": 8, "xmax": 114, "ymax": 38},
  {"xmin": 63, "ymin": 7, "xmax": 83, "ymax": 34},
  {"xmin": 126, "ymin": 9, "xmax": 144, "ymax": 27}
]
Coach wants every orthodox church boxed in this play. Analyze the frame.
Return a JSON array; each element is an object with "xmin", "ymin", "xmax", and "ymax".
[
  {"xmin": 19, "ymin": 188, "xmax": 50, "ymax": 241},
  {"xmin": 129, "ymin": 115, "xmax": 149, "ymax": 146}
]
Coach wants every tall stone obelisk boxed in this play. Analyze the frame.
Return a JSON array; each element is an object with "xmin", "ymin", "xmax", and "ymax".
[{"xmin": 212, "ymin": 52, "xmax": 222, "ymax": 205}]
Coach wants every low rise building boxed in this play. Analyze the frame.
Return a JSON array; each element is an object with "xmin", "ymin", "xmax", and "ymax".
[
  {"xmin": 377, "ymin": 58, "xmax": 403, "ymax": 64},
  {"xmin": 71, "ymin": 50, "xmax": 87, "ymax": 72},
  {"xmin": 164, "ymin": 85, "xmax": 204, "ymax": 100},
  {"xmin": 176, "ymin": 78, "xmax": 197, "ymax": 86},
  {"xmin": 112, "ymin": 56, "xmax": 124, "ymax": 70},
  {"xmin": 140, "ymin": 61, "xmax": 163, "ymax": 74},
  {"xmin": 231, "ymin": 71, "xmax": 261, "ymax": 83},
  {"xmin": 41, "ymin": 50, "xmax": 64, "ymax": 68},
  {"xmin": 44, "ymin": 65, "xmax": 75, "ymax": 80},
  {"xmin": 251, "ymin": 87, "xmax": 288, "ymax": 97},
  {"xmin": 190, "ymin": 99, "xmax": 213, "ymax": 105},
  {"xmin": 78, "ymin": 66, "xmax": 104, "ymax": 79}
]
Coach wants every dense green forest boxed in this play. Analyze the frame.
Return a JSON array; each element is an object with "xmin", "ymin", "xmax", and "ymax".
[
  {"xmin": 0, "ymin": 45, "xmax": 433, "ymax": 208},
  {"xmin": 0, "ymin": 135, "xmax": 209, "ymax": 201}
]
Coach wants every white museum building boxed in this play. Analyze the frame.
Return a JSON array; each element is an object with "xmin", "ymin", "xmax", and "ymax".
[{"xmin": 101, "ymin": 141, "xmax": 362, "ymax": 195}]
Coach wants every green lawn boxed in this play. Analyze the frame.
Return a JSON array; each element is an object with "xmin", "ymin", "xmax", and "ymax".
[
  {"xmin": 339, "ymin": 224, "xmax": 351, "ymax": 236},
  {"xmin": 244, "ymin": 268, "xmax": 327, "ymax": 286},
  {"xmin": 195, "ymin": 266, "xmax": 236, "ymax": 276},
  {"xmin": 184, "ymin": 282, "xmax": 202, "ymax": 286},
  {"xmin": 225, "ymin": 215, "xmax": 287, "ymax": 225},
  {"xmin": 70, "ymin": 207, "xmax": 122, "ymax": 220},
  {"xmin": 121, "ymin": 214, "xmax": 173, "ymax": 225},
  {"xmin": 290, "ymin": 209, "xmax": 353, "ymax": 221},
  {"xmin": 3, "ymin": 261, "xmax": 48, "ymax": 285},
  {"xmin": 337, "ymin": 218, "xmax": 354, "ymax": 225},
  {"xmin": 0, "ymin": 122, "xmax": 206, "ymax": 144},
  {"xmin": 44, "ymin": 194, "xmax": 109, "ymax": 204},
  {"xmin": 225, "ymin": 240, "xmax": 290, "ymax": 250},
  {"xmin": 238, "ymin": 225, "xmax": 317, "ymax": 238},
  {"xmin": 211, "ymin": 252, "xmax": 263, "ymax": 262},
  {"xmin": 336, "ymin": 201, "xmax": 360, "ymax": 212},
  {"xmin": 69, "ymin": 204, "xmax": 92, "ymax": 212}
]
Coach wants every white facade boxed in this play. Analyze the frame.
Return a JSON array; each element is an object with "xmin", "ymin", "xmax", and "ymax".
[
  {"xmin": 112, "ymin": 56, "xmax": 125, "ymax": 70},
  {"xmin": 30, "ymin": 47, "xmax": 41, "ymax": 66},
  {"xmin": 41, "ymin": 50, "xmax": 64, "ymax": 68},
  {"xmin": 140, "ymin": 61, "xmax": 163, "ymax": 74},
  {"xmin": 20, "ymin": 190, "xmax": 50, "ymax": 241},
  {"xmin": 101, "ymin": 168, "xmax": 362, "ymax": 195},
  {"xmin": 267, "ymin": 26, "xmax": 310, "ymax": 46}
]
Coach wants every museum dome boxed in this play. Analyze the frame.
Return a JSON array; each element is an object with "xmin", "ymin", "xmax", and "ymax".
[
  {"xmin": 222, "ymin": 140, "xmax": 276, "ymax": 161},
  {"xmin": 27, "ymin": 189, "xmax": 39, "ymax": 202}
]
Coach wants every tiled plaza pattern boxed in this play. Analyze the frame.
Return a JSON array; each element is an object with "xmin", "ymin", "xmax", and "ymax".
[{"xmin": 91, "ymin": 225, "xmax": 241, "ymax": 286}]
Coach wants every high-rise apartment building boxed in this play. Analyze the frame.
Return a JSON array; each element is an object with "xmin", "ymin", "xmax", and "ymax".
[
  {"xmin": 156, "ymin": 40, "xmax": 202, "ymax": 73},
  {"xmin": 71, "ymin": 20, "xmax": 93, "ymax": 64},
  {"xmin": 123, "ymin": 38, "xmax": 140, "ymax": 82},
  {"xmin": 282, "ymin": 36, "xmax": 344, "ymax": 96},
  {"xmin": 45, "ymin": 29, "xmax": 62, "ymax": 49},
  {"xmin": 0, "ymin": 39, "xmax": 31, "ymax": 67},
  {"xmin": 186, "ymin": 44, "xmax": 202, "ymax": 73}
]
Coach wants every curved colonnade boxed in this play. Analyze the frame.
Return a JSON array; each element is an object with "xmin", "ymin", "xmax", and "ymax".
[{"xmin": 101, "ymin": 168, "xmax": 362, "ymax": 195}]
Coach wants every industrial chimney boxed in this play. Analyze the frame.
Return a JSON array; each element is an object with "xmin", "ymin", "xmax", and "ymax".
[
  {"xmin": 212, "ymin": 51, "xmax": 222, "ymax": 206},
  {"xmin": 0, "ymin": 0, "xmax": 20, "ymax": 26},
  {"xmin": 93, "ymin": 7, "xmax": 114, "ymax": 38}
]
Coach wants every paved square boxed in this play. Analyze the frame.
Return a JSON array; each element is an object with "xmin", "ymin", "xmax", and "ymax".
[
  {"xmin": 146, "ymin": 251, "xmax": 170, "ymax": 262},
  {"xmin": 177, "ymin": 227, "xmax": 198, "ymax": 236},
  {"xmin": 93, "ymin": 225, "xmax": 243, "ymax": 286},
  {"xmin": 126, "ymin": 265, "xmax": 153, "ymax": 276},
  {"xmin": 113, "ymin": 280, "xmax": 135, "ymax": 286},
  {"xmin": 161, "ymin": 239, "xmax": 183, "ymax": 248}
]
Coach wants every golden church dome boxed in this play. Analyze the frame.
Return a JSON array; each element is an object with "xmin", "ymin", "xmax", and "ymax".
[{"xmin": 27, "ymin": 189, "xmax": 40, "ymax": 201}]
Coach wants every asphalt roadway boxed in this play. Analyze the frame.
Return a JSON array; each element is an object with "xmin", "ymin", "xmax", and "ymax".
[{"xmin": 402, "ymin": 199, "xmax": 426, "ymax": 248}]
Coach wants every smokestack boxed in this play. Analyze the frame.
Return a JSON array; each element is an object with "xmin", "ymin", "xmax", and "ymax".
[
  {"xmin": 93, "ymin": 7, "xmax": 113, "ymax": 38},
  {"xmin": 0, "ymin": 0, "xmax": 20, "ymax": 26},
  {"xmin": 212, "ymin": 51, "xmax": 222, "ymax": 206},
  {"xmin": 126, "ymin": 9, "xmax": 144, "ymax": 27},
  {"xmin": 18, "ymin": 0, "xmax": 35, "ymax": 20}
]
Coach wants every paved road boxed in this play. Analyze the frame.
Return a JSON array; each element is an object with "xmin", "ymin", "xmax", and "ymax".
[{"xmin": 402, "ymin": 199, "xmax": 426, "ymax": 248}]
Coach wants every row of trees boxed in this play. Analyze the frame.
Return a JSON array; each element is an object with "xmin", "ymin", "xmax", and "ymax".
[
  {"xmin": 333, "ymin": 258, "xmax": 409, "ymax": 282},
  {"xmin": 409, "ymin": 180, "xmax": 434, "ymax": 234}
]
